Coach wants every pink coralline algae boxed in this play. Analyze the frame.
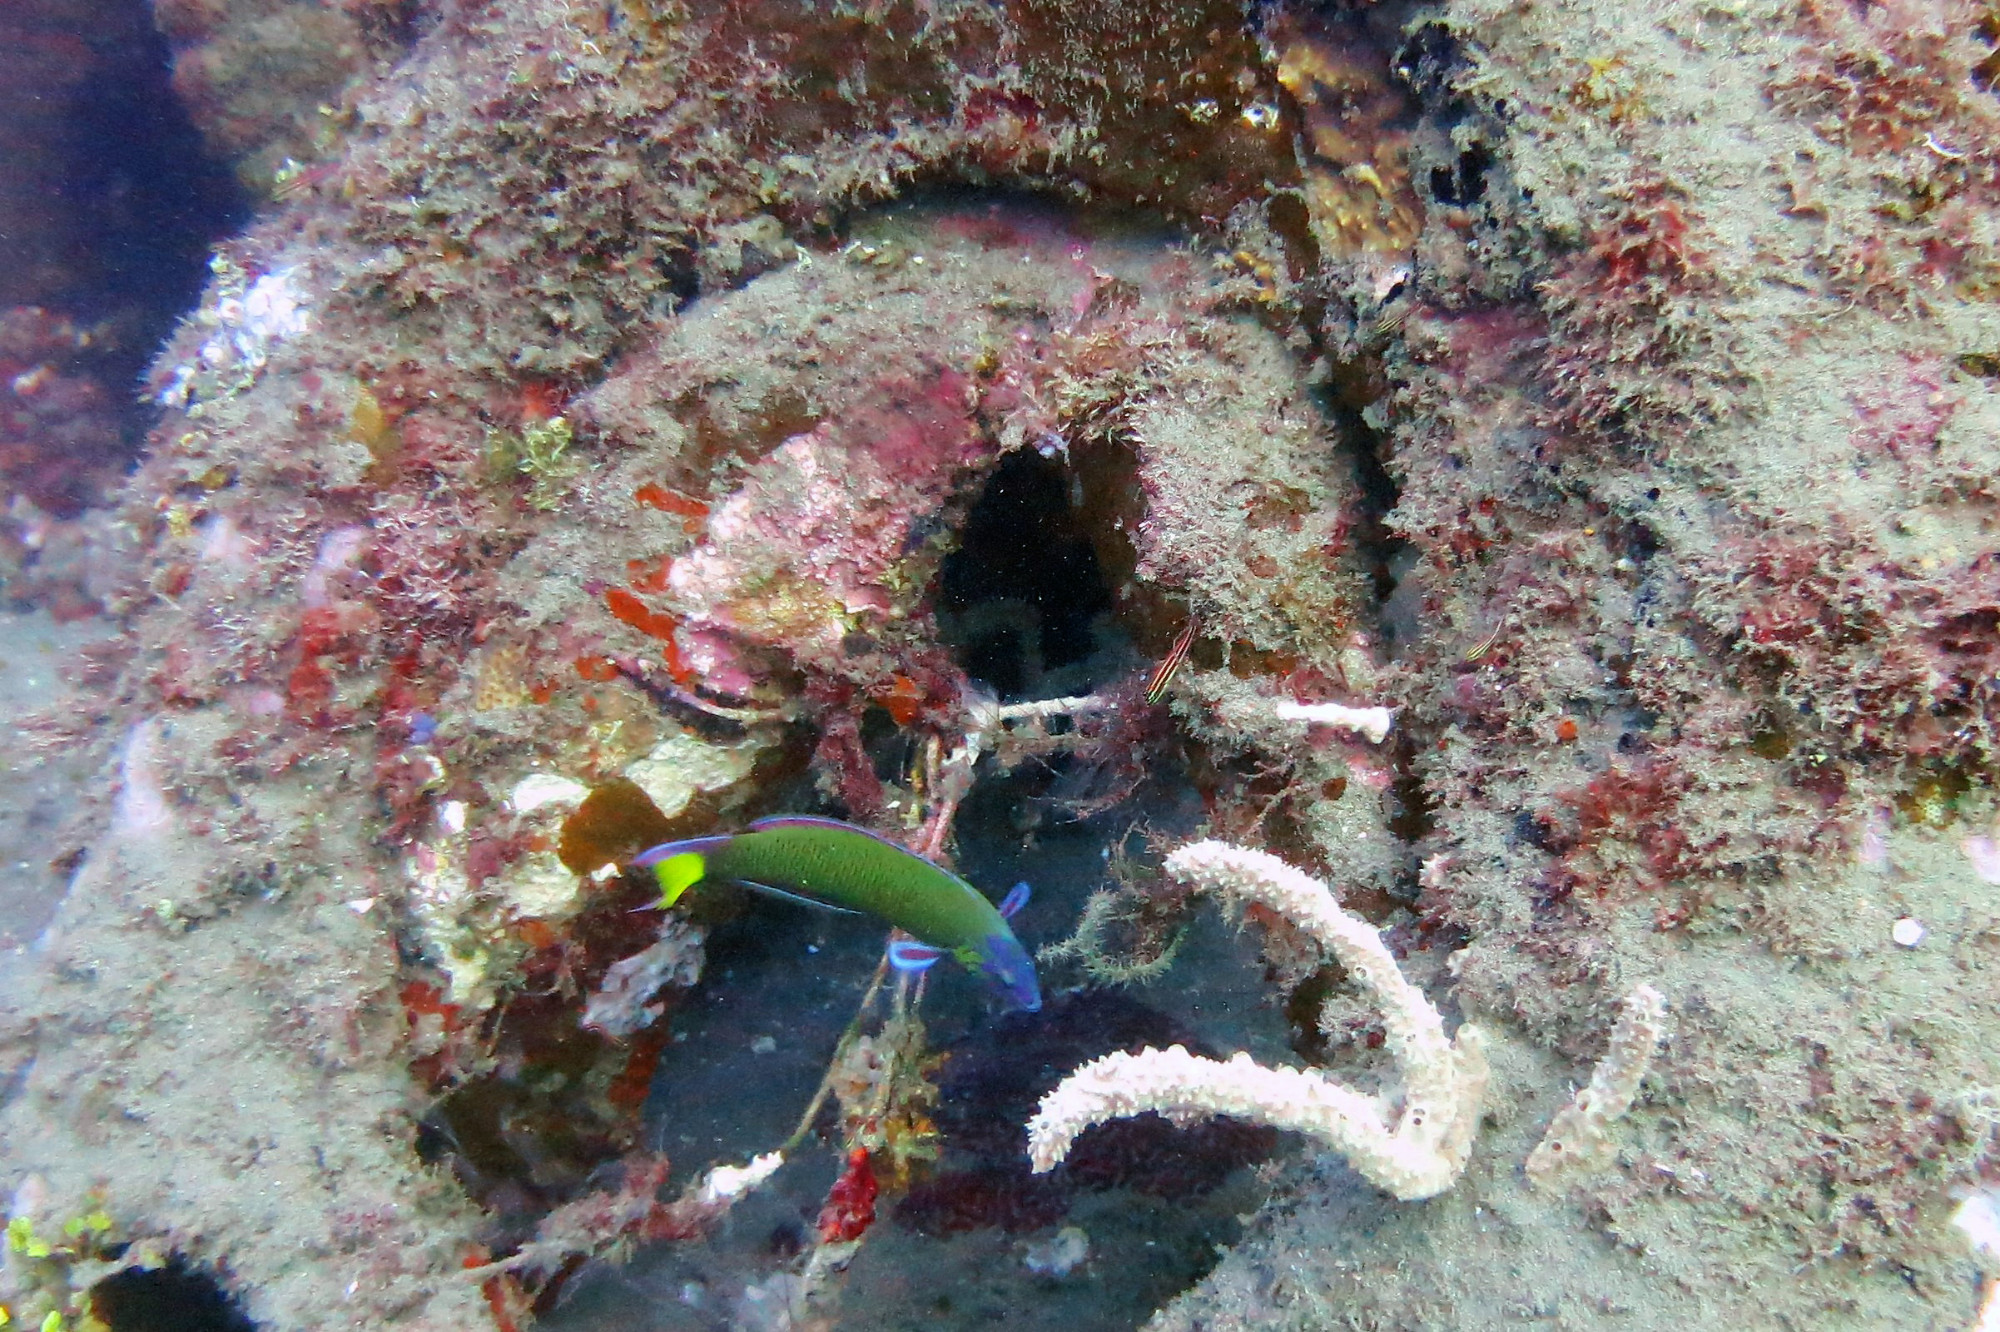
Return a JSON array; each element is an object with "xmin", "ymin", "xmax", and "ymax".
[{"xmin": 661, "ymin": 371, "xmax": 989, "ymax": 668}]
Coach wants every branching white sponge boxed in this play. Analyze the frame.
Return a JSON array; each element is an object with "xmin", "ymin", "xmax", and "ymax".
[{"xmin": 1026, "ymin": 839, "xmax": 1490, "ymax": 1201}]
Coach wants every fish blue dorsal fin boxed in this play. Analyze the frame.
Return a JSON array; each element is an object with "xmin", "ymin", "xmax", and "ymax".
[
  {"xmin": 630, "ymin": 834, "xmax": 734, "ymax": 868},
  {"xmin": 997, "ymin": 881, "xmax": 1031, "ymax": 919}
]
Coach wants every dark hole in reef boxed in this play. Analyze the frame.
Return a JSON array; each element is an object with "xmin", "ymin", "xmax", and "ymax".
[
  {"xmin": 1283, "ymin": 963, "xmax": 1345, "ymax": 1063},
  {"xmin": 1337, "ymin": 390, "xmax": 1407, "ymax": 611},
  {"xmin": 656, "ymin": 255, "xmax": 702, "ymax": 315},
  {"xmin": 59, "ymin": 7, "xmax": 247, "ymax": 340},
  {"xmin": 938, "ymin": 449, "xmax": 1117, "ymax": 700},
  {"xmin": 3, "ymin": 0, "xmax": 245, "ymax": 514},
  {"xmin": 1264, "ymin": 190, "xmax": 1323, "ymax": 291},
  {"xmin": 1429, "ymin": 145, "xmax": 1491, "ymax": 206},
  {"xmin": 1393, "ymin": 21, "xmax": 1474, "ymax": 100},
  {"xmin": 92, "ymin": 1257, "xmax": 258, "ymax": 1332},
  {"xmin": 1975, "ymin": 10, "xmax": 2000, "ymax": 94},
  {"xmin": 859, "ymin": 701, "xmax": 919, "ymax": 782}
]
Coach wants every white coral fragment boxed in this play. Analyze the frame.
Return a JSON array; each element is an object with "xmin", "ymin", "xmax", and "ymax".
[
  {"xmin": 508, "ymin": 773, "xmax": 590, "ymax": 815},
  {"xmin": 112, "ymin": 716, "xmax": 172, "ymax": 840},
  {"xmin": 158, "ymin": 259, "xmax": 315, "ymax": 408},
  {"xmin": 693, "ymin": 1150, "xmax": 784, "ymax": 1207},
  {"xmin": 497, "ymin": 848, "xmax": 587, "ymax": 920},
  {"xmin": 1957, "ymin": 1190, "xmax": 2000, "ymax": 1332},
  {"xmin": 1269, "ymin": 698, "xmax": 1396, "ymax": 743},
  {"xmin": 1027, "ymin": 839, "xmax": 1488, "ymax": 1201},
  {"xmin": 623, "ymin": 728, "xmax": 763, "ymax": 822},
  {"xmin": 1525, "ymin": 983, "xmax": 1667, "ymax": 1186}
]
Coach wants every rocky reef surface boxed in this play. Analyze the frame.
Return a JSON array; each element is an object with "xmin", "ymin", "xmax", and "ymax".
[{"xmin": 3, "ymin": 0, "xmax": 2000, "ymax": 1327}]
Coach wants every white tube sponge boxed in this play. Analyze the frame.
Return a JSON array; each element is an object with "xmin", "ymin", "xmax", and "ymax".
[
  {"xmin": 1027, "ymin": 840, "xmax": 1490, "ymax": 1201},
  {"xmin": 1269, "ymin": 699, "xmax": 1396, "ymax": 743}
]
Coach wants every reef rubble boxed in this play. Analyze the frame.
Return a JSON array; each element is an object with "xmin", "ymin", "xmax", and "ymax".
[{"xmin": 3, "ymin": 0, "xmax": 2000, "ymax": 1327}]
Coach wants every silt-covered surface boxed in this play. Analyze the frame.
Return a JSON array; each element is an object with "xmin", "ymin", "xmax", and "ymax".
[{"xmin": 1, "ymin": 0, "xmax": 1998, "ymax": 1328}]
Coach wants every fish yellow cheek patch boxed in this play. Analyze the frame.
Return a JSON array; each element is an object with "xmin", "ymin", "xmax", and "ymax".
[{"xmin": 652, "ymin": 852, "xmax": 708, "ymax": 908}]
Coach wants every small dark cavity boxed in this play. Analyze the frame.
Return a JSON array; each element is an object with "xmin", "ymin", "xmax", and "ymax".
[
  {"xmin": 938, "ymin": 450, "xmax": 1115, "ymax": 699},
  {"xmin": 1385, "ymin": 737, "xmax": 1435, "ymax": 852},
  {"xmin": 1614, "ymin": 517, "xmax": 1661, "ymax": 561},
  {"xmin": 1428, "ymin": 145, "xmax": 1491, "ymax": 206},
  {"xmin": 657, "ymin": 257, "xmax": 701, "ymax": 314},
  {"xmin": 1974, "ymin": 12, "xmax": 2000, "ymax": 95},
  {"xmin": 1393, "ymin": 22, "xmax": 1472, "ymax": 100},
  {"xmin": 1284, "ymin": 964, "xmax": 1343, "ymax": 1062},
  {"xmin": 92, "ymin": 1258, "xmax": 258, "ymax": 1332},
  {"xmin": 1513, "ymin": 808, "xmax": 1566, "ymax": 853}
]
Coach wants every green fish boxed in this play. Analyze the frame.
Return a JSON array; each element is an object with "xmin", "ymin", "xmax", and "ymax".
[{"xmin": 633, "ymin": 815, "xmax": 1041, "ymax": 1011}]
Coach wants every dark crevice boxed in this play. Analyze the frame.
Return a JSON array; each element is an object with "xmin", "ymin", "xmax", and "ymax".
[
  {"xmin": 1429, "ymin": 145, "xmax": 1491, "ymax": 206},
  {"xmin": 92, "ymin": 1258, "xmax": 259, "ymax": 1332},
  {"xmin": 57, "ymin": 12, "xmax": 247, "ymax": 338},
  {"xmin": 1392, "ymin": 21, "xmax": 1477, "ymax": 103},
  {"xmin": 1337, "ymin": 394, "xmax": 1411, "ymax": 619},
  {"xmin": 1, "ymin": 0, "xmax": 245, "ymax": 515},
  {"xmin": 938, "ymin": 449, "xmax": 1121, "ymax": 701}
]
